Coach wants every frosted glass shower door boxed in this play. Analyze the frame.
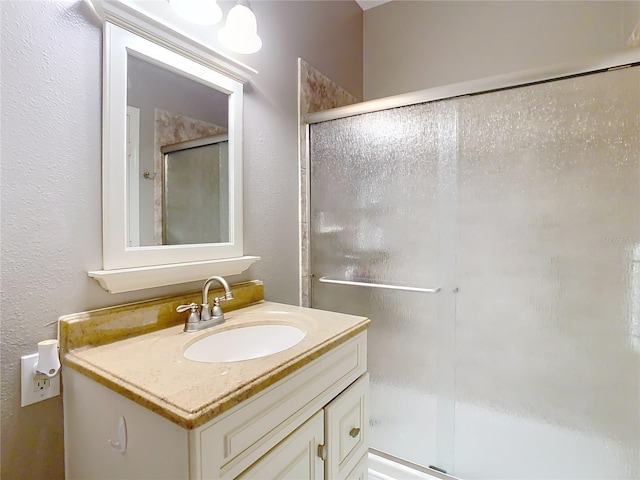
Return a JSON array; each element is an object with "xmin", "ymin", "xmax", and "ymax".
[
  {"xmin": 163, "ymin": 141, "xmax": 229, "ymax": 245},
  {"xmin": 309, "ymin": 102, "xmax": 457, "ymax": 468},
  {"xmin": 310, "ymin": 63, "xmax": 639, "ymax": 480},
  {"xmin": 453, "ymin": 66, "xmax": 640, "ymax": 479}
]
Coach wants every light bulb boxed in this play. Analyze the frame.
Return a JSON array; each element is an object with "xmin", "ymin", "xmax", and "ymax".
[
  {"xmin": 218, "ymin": 1, "xmax": 262, "ymax": 54},
  {"xmin": 170, "ymin": 0, "xmax": 223, "ymax": 26}
]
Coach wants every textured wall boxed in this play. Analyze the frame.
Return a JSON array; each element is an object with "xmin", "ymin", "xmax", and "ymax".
[
  {"xmin": 237, "ymin": 1, "xmax": 363, "ymax": 303},
  {"xmin": 0, "ymin": 1, "xmax": 362, "ymax": 478},
  {"xmin": 364, "ymin": 0, "xmax": 640, "ymax": 99}
]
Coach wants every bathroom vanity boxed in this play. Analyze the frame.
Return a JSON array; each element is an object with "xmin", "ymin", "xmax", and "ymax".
[
  {"xmin": 72, "ymin": 5, "xmax": 370, "ymax": 477},
  {"xmin": 60, "ymin": 282, "xmax": 370, "ymax": 479}
]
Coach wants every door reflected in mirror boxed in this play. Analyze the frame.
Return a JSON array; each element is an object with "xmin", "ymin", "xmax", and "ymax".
[{"xmin": 126, "ymin": 54, "xmax": 230, "ymax": 246}]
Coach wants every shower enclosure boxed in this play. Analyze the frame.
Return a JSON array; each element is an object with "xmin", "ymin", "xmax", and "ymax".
[
  {"xmin": 161, "ymin": 135, "xmax": 229, "ymax": 245},
  {"xmin": 308, "ymin": 51, "xmax": 640, "ymax": 479}
]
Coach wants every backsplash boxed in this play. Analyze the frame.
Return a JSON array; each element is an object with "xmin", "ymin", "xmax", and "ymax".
[{"xmin": 59, "ymin": 280, "xmax": 264, "ymax": 355}]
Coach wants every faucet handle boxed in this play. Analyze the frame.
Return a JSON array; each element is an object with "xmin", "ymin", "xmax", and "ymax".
[
  {"xmin": 220, "ymin": 289, "xmax": 235, "ymax": 302},
  {"xmin": 211, "ymin": 291, "xmax": 233, "ymax": 319},
  {"xmin": 176, "ymin": 303, "xmax": 198, "ymax": 313},
  {"xmin": 213, "ymin": 292, "xmax": 233, "ymax": 306},
  {"xmin": 176, "ymin": 303, "xmax": 200, "ymax": 325}
]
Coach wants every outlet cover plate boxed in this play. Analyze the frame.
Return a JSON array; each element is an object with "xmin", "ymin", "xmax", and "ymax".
[{"xmin": 21, "ymin": 353, "xmax": 60, "ymax": 407}]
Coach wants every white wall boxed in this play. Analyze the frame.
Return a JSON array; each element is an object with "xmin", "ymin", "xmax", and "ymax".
[
  {"xmin": 364, "ymin": 0, "xmax": 640, "ymax": 99},
  {"xmin": 0, "ymin": 1, "xmax": 362, "ymax": 478}
]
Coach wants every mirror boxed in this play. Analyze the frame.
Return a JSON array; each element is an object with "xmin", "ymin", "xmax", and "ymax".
[
  {"xmin": 162, "ymin": 134, "xmax": 229, "ymax": 245},
  {"xmin": 88, "ymin": 2, "xmax": 260, "ymax": 293},
  {"xmin": 126, "ymin": 54, "xmax": 230, "ymax": 247},
  {"xmin": 100, "ymin": 21, "xmax": 247, "ymax": 271}
]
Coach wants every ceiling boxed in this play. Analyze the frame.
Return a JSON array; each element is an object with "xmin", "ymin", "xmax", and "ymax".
[{"xmin": 355, "ymin": 0, "xmax": 393, "ymax": 11}]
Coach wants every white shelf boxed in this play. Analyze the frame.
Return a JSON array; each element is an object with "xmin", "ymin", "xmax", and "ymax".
[{"xmin": 88, "ymin": 256, "xmax": 260, "ymax": 293}]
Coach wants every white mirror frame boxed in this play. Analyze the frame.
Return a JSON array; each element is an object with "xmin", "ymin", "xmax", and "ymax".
[{"xmin": 88, "ymin": 1, "xmax": 259, "ymax": 293}]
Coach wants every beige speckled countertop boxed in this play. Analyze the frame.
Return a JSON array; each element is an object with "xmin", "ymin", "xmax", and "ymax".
[{"xmin": 62, "ymin": 291, "xmax": 369, "ymax": 430}]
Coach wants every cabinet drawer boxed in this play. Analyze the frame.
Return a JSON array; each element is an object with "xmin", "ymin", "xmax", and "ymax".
[{"xmin": 324, "ymin": 373, "xmax": 369, "ymax": 480}]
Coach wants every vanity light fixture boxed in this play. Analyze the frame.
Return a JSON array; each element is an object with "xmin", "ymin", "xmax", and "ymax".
[
  {"xmin": 218, "ymin": 0, "xmax": 262, "ymax": 54},
  {"xmin": 170, "ymin": 0, "xmax": 223, "ymax": 26}
]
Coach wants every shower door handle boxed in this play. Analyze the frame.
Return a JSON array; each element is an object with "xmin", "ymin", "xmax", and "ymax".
[{"xmin": 318, "ymin": 277, "xmax": 441, "ymax": 293}]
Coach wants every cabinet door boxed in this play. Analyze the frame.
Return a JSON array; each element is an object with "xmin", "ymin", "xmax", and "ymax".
[
  {"xmin": 343, "ymin": 454, "xmax": 368, "ymax": 480},
  {"xmin": 238, "ymin": 410, "xmax": 324, "ymax": 480},
  {"xmin": 325, "ymin": 374, "xmax": 369, "ymax": 480}
]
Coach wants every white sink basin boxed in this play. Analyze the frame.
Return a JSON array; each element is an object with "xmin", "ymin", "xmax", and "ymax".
[{"xmin": 184, "ymin": 324, "xmax": 306, "ymax": 363}]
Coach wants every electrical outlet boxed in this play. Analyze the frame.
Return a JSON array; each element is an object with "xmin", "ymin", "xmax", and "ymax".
[
  {"xmin": 21, "ymin": 353, "xmax": 60, "ymax": 407},
  {"xmin": 34, "ymin": 376, "xmax": 50, "ymax": 392}
]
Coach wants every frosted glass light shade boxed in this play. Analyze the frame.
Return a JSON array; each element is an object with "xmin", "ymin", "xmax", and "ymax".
[
  {"xmin": 170, "ymin": 0, "xmax": 223, "ymax": 26},
  {"xmin": 218, "ymin": 1, "xmax": 262, "ymax": 54}
]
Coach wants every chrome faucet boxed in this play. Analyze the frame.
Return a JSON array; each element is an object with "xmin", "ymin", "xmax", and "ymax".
[{"xmin": 177, "ymin": 276, "xmax": 234, "ymax": 333}]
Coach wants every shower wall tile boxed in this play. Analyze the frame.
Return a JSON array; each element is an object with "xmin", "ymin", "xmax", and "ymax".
[
  {"xmin": 299, "ymin": 59, "xmax": 359, "ymax": 117},
  {"xmin": 300, "ymin": 221, "xmax": 309, "ymax": 305},
  {"xmin": 627, "ymin": 20, "xmax": 640, "ymax": 46},
  {"xmin": 298, "ymin": 58, "xmax": 359, "ymax": 306}
]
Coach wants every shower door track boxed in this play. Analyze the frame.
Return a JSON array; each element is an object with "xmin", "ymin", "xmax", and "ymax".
[
  {"xmin": 305, "ymin": 49, "xmax": 640, "ymax": 125},
  {"xmin": 369, "ymin": 448, "xmax": 460, "ymax": 480}
]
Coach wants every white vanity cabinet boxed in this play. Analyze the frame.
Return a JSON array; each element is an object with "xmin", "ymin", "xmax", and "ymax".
[{"xmin": 64, "ymin": 332, "xmax": 368, "ymax": 480}]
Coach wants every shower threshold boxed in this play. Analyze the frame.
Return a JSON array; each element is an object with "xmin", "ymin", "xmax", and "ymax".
[{"xmin": 368, "ymin": 449, "xmax": 460, "ymax": 480}]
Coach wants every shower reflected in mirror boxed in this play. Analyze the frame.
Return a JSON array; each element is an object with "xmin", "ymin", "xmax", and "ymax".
[
  {"xmin": 126, "ymin": 54, "xmax": 230, "ymax": 247},
  {"xmin": 161, "ymin": 135, "xmax": 229, "ymax": 245}
]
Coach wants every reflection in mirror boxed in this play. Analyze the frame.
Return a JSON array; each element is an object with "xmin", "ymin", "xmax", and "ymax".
[
  {"xmin": 162, "ymin": 135, "xmax": 229, "ymax": 245},
  {"xmin": 126, "ymin": 54, "xmax": 230, "ymax": 247}
]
